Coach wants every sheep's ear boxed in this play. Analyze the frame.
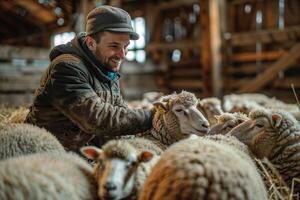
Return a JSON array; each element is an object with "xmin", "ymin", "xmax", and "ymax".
[
  {"xmin": 138, "ymin": 151, "xmax": 153, "ymax": 163},
  {"xmin": 153, "ymin": 101, "xmax": 168, "ymax": 112},
  {"xmin": 271, "ymin": 114, "xmax": 282, "ymax": 128},
  {"xmin": 80, "ymin": 146, "xmax": 103, "ymax": 160}
]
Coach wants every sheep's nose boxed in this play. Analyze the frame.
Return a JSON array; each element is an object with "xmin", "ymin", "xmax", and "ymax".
[
  {"xmin": 202, "ymin": 121, "xmax": 210, "ymax": 129},
  {"xmin": 202, "ymin": 124, "xmax": 209, "ymax": 128},
  {"xmin": 104, "ymin": 182, "xmax": 117, "ymax": 191}
]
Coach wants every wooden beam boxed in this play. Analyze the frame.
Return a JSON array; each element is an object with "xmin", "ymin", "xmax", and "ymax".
[
  {"xmin": 226, "ymin": 63, "xmax": 269, "ymax": 74},
  {"xmin": 14, "ymin": 0, "xmax": 57, "ymax": 23},
  {"xmin": 227, "ymin": 26, "xmax": 300, "ymax": 46},
  {"xmin": 231, "ymin": 50, "xmax": 285, "ymax": 62},
  {"xmin": 159, "ymin": 0, "xmax": 199, "ymax": 10},
  {"xmin": 0, "ymin": 45, "xmax": 49, "ymax": 60},
  {"xmin": 238, "ymin": 43, "xmax": 300, "ymax": 93},
  {"xmin": 146, "ymin": 40, "xmax": 201, "ymax": 51},
  {"xmin": 169, "ymin": 79, "xmax": 204, "ymax": 90},
  {"xmin": 273, "ymin": 78, "xmax": 300, "ymax": 89}
]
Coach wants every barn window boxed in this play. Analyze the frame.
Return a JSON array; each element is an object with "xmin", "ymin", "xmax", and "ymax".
[
  {"xmin": 126, "ymin": 17, "xmax": 146, "ymax": 63},
  {"xmin": 52, "ymin": 32, "xmax": 76, "ymax": 47}
]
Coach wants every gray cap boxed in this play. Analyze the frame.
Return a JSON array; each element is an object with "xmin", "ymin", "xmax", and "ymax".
[{"xmin": 86, "ymin": 5, "xmax": 139, "ymax": 40}]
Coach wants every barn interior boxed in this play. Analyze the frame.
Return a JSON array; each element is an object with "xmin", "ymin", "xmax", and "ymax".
[
  {"xmin": 0, "ymin": 0, "xmax": 299, "ymax": 106},
  {"xmin": 0, "ymin": 0, "xmax": 300, "ymax": 199}
]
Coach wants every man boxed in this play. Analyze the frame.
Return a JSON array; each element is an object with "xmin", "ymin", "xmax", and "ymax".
[{"xmin": 25, "ymin": 5, "xmax": 153, "ymax": 152}]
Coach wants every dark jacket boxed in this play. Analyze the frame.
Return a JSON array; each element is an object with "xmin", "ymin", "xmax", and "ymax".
[{"xmin": 25, "ymin": 34, "xmax": 153, "ymax": 151}]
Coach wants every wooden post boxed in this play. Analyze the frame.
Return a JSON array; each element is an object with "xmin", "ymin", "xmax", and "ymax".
[
  {"xmin": 200, "ymin": 0, "xmax": 225, "ymax": 97},
  {"xmin": 209, "ymin": 0, "xmax": 225, "ymax": 97},
  {"xmin": 200, "ymin": 0, "xmax": 212, "ymax": 97}
]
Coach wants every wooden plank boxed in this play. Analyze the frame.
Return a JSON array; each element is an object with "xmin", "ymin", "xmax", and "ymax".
[
  {"xmin": 224, "ymin": 78, "xmax": 253, "ymax": 89},
  {"xmin": 273, "ymin": 78, "xmax": 300, "ymax": 89},
  {"xmin": 146, "ymin": 40, "xmax": 201, "ymax": 51},
  {"xmin": 226, "ymin": 63, "xmax": 269, "ymax": 74},
  {"xmin": 171, "ymin": 68, "xmax": 202, "ymax": 77},
  {"xmin": 169, "ymin": 79, "xmax": 203, "ymax": 90},
  {"xmin": 0, "ymin": 45, "xmax": 49, "ymax": 60},
  {"xmin": 159, "ymin": 0, "xmax": 199, "ymax": 10},
  {"xmin": 231, "ymin": 50, "xmax": 285, "ymax": 62},
  {"xmin": 0, "ymin": 75, "xmax": 41, "ymax": 92},
  {"xmin": 238, "ymin": 43, "xmax": 300, "ymax": 92},
  {"xmin": 227, "ymin": 26, "xmax": 300, "ymax": 46}
]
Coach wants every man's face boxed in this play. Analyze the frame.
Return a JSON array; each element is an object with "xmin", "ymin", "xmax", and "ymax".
[{"xmin": 94, "ymin": 31, "xmax": 130, "ymax": 72}]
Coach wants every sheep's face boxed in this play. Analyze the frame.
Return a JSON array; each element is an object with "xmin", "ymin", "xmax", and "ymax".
[
  {"xmin": 228, "ymin": 116, "xmax": 277, "ymax": 158},
  {"xmin": 80, "ymin": 145, "xmax": 153, "ymax": 200},
  {"xmin": 171, "ymin": 103, "xmax": 210, "ymax": 137},
  {"xmin": 209, "ymin": 114, "xmax": 247, "ymax": 135},
  {"xmin": 97, "ymin": 156, "xmax": 137, "ymax": 200},
  {"xmin": 197, "ymin": 99, "xmax": 223, "ymax": 126}
]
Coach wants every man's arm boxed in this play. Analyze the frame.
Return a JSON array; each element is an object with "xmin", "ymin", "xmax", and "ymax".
[{"xmin": 49, "ymin": 62, "xmax": 153, "ymax": 137}]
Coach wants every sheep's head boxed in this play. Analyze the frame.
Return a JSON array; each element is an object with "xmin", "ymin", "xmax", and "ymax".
[
  {"xmin": 209, "ymin": 112, "xmax": 249, "ymax": 135},
  {"xmin": 153, "ymin": 91, "xmax": 210, "ymax": 139},
  {"xmin": 228, "ymin": 108, "xmax": 300, "ymax": 159},
  {"xmin": 197, "ymin": 97, "xmax": 223, "ymax": 126},
  {"xmin": 80, "ymin": 140, "xmax": 154, "ymax": 200}
]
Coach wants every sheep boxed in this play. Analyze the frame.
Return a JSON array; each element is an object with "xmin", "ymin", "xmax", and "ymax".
[
  {"xmin": 81, "ymin": 138, "xmax": 161, "ymax": 200},
  {"xmin": 127, "ymin": 92, "xmax": 164, "ymax": 111},
  {"xmin": 223, "ymin": 96, "xmax": 263, "ymax": 115},
  {"xmin": 228, "ymin": 108, "xmax": 300, "ymax": 193},
  {"xmin": 222, "ymin": 93, "xmax": 300, "ymax": 121},
  {"xmin": 139, "ymin": 91, "xmax": 210, "ymax": 149},
  {"xmin": 208, "ymin": 112, "xmax": 249, "ymax": 135},
  {"xmin": 0, "ymin": 123, "xmax": 65, "ymax": 160},
  {"xmin": 197, "ymin": 97, "xmax": 224, "ymax": 126},
  {"xmin": 139, "ymin": 135, "xmax": 267, "ymax": 200},
  {"xmin": 0, "ymin": 152, "xmax": 98, "ymax": 200}
]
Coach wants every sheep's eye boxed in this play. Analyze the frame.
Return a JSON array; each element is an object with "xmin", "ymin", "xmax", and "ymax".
[
  {"xmin": 175, "ymin": 108, "xmax": 183, "ymax": 112},
  {"xmin": 255, "ymin": 123, "xmax": 264, "ymax": 128},
  {"xmin": 126, "ymin": 160, "xmax": 135, "ymax": 168}
]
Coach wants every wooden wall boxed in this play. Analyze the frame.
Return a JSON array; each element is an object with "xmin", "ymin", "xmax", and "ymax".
[{"xmin": 224, "ymin": 0, "xmax": 300, "ymax": 103}]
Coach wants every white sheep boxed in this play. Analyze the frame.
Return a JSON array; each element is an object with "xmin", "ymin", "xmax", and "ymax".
[
  {"xmin": 228, "ymin": 108, "xmax": 300, "ymax": 193},
  {"xmin": 139, "ymin": 135, "xmax": 267, "ymax": 200},
  {"xmin": 0, "ymin": 123, "xmax": 65, "ymax": 160},
  {"xmin": 222, "ymin": 93, "xmax": 300, "ymax": 121},
  {"xmin": 81, "ymin": 138, "xmax": 161, "ymax": 200},
  {"xmin": 139, "ymin": 91, "xmax": 210, "ymax": 149},
  {"xmin": 0, "ymin": 152, "xmax": 97, "ymax": 200},
  {"xmin": 208, "ymin": 112, "xmax": 249, "ymax": 135},
  {"xmin": 197, "ymin": 97, "xmax": 224, "ymax": 126}
]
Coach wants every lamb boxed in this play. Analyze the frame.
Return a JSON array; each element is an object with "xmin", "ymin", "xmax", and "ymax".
[
  {"xmin": 139, "ymin": 135, "xmax": 267, "ymax": 200},
  {"xmin": 0, "ymin": 152, "xmax": 97, "ymax": 200},
  {"xmin": 197, "ymin": 97, "xmax": 224, "ymax": 126},
  {"xmin": 0, "ymin": 123, "xmax": 65, "ymax": 160},
  {"xmin": 81, "ymin": 138, "xmax": 161, "ymax": 200},
  {"xmin": 138, "ymin": 91, "xmax": 210, "ymax": 149},
  {"xmin": 208, "ymin": 112, "xmax": 249, "ymax": 135},
  {"xmin": 228, "ymin": 108, "xmax": 300, "ymax": 193}
]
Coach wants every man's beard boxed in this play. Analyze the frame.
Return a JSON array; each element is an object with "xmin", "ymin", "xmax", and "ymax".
[{"xmin": 95, "ymin": 48, "xmax": 121, "ymax": 72}]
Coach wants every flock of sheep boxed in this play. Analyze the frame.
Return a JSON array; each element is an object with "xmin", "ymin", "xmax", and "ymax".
[{"xmin": 0, "ymin": 91, "xmax": 299, "ymax": 200}]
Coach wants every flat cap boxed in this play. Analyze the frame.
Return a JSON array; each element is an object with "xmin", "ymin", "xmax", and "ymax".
[{"xmin": 86, "ymin": 5, "xmax": 139, "ymax": 40}]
